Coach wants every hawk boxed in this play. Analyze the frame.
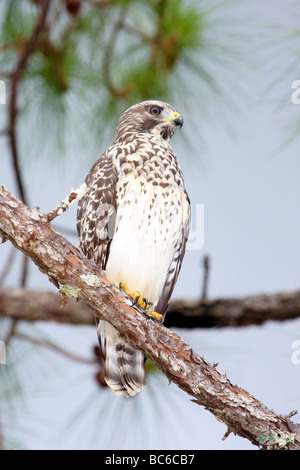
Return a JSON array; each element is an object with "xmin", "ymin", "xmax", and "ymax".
[{"xmin": 77, "ymin": 100, "xmax": 191, "ymax": 397}]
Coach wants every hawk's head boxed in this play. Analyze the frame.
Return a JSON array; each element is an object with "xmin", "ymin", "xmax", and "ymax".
[{"xmin": 114, "ymin": 100, "xmax": 183, "ymax": 143}]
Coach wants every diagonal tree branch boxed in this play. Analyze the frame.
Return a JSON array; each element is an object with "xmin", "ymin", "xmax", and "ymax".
[{"xmin": 0, "ymin": 185, "xmax": 299, "ymax": 450}]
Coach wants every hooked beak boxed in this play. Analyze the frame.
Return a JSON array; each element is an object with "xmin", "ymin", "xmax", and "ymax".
[
  {"xmin": 160, "ymin": 111, "xmax": 183, "ymax": 128},
  {"xmin": 172, "ymin": 114, "xmax": 183, "ymax": 128}
]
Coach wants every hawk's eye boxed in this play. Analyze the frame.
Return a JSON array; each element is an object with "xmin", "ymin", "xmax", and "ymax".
[{"xmin": 149, "ymin": 106, "xmax": 161, "ymax": 116}]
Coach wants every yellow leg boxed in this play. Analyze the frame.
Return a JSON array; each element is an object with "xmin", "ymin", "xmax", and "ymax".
[{"xmin": 119, "ymin": 282, "xmax": 163, "ymax": 323}]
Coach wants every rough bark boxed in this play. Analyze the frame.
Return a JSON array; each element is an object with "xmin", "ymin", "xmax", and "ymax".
[
  {"xmin": 0, "ymin": 185, "xmax": 299, "ymax": 450},
  {"xmin": 1, "ymin": 287, "xmax": 300, "ymax": 329}
]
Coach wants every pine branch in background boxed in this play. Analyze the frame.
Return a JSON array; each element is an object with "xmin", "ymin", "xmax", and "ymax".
[
  {"xmin": 0, "ymin": 0, "xmax": 249, "ymax": 160},
  {"xmin": 1, "ymin": 287, "xmax": 300, "ymax": 329}
]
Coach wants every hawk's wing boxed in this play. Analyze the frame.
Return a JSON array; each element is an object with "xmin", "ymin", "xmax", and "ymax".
[
  {"xmin": 77, "ymin": 149, "xmax": 118, "ymax": 269},
  {"xmin": 155, "ymin": 189, "xmax": 191, "ymax": 316},
  {"xmin": 77, "ymin": 147, "xmax": 145, "ymax": 397}
]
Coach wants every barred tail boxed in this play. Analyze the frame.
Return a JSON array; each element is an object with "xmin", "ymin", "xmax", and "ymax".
[{"xmin": 97, "ymin": 320, "xmax": 145, "ymax": 397}]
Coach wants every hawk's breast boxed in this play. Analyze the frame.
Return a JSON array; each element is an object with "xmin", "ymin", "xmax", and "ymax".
[{"xmin": 105, "ymin": 142, "xmax": 184, "ymax": 307}]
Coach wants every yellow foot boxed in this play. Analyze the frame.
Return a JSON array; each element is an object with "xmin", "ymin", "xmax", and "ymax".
[
  {"xmin": 144, "ymin": 310, "xmax": 164, "ymax": 323},
  {"xmin": 119, "ymin": 282, "xmax": 163, "ymax": 323}
]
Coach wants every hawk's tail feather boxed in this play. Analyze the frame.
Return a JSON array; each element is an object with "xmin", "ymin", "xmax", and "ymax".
[{"xmin": 97, "ymin": 321, "xmax": 145, "ymax": 397}]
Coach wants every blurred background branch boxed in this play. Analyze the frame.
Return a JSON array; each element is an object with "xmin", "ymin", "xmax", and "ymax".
[{"xmin": 1, "ymin": 286, "xmax": 300, "ymax": 329}]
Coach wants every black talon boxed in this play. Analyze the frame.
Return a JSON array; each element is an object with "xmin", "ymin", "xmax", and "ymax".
[
  {"xmin": 132, "ymin": 295, "xmax": 140, "ymax": 307},
  {"xmin": 147, "ymin": 300, "xmax": 153, "ymax": 310}
]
